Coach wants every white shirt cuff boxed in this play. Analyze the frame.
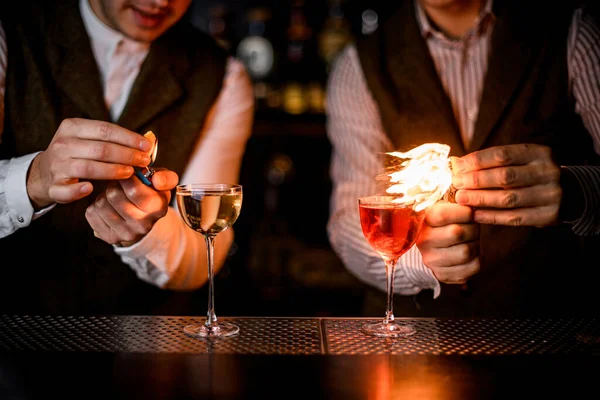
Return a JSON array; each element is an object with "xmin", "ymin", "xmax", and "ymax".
[
  {"xmin": 398, "ymin": 246, "xmax": 442, "ymax": 298},
  {"xmin": 5, "ymin": 152, "xmax": 56, "ymax": 227},
  {"xmin": 112, "ymin": 208, "xmax": 179, "ymax": 287}
]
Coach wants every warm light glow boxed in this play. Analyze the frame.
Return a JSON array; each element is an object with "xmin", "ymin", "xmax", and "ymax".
[{"xmin": 384, "ymin": 143, "xmax": 452, "ymax": 212}]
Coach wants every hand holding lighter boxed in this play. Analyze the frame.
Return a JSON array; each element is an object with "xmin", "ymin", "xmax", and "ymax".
[{"xmin": 134, "ymin": 131, "xmax": 158, "ymax": 186}]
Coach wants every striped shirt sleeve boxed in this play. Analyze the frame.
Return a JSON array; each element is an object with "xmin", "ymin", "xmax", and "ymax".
[
  {"xmin": 326, "ymin": 45, "xmax": 441, "ymax": 297},
  {"xmin": 0, "ymin": 21, "xmax": 5, "ymax": 137},
  {"xmin": 567, "ymin": 7, "xmax": 600, "ymax": 235}
]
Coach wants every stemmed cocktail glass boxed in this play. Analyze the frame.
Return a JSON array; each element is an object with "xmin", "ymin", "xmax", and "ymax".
[
  {"xmin": 176, "ymin": 183, "xmax": 242, "ymax": 338},
  {"xmin": 358, "ymin": 195, "xmax": 426, "ymax": 337}
]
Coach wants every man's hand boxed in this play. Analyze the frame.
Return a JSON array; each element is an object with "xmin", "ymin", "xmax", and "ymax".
[
  {"xmin": 416, "ymin": 201, "xmax": 480, "ymax": 284},
  {"xmin": 451, "ymin": 144, "xmax": 562, "ymax": 227},
  {"xmin": 85, "ymin": 168, "xmax": 179, "ymax": 246},
  {"xmin": 27, "ymin": 118, "xmax": 153, "ymax": 209}
]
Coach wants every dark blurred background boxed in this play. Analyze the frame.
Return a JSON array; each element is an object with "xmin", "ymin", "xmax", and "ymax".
[{"xmin": 183, "ymin": 0, "xmax": 391, "ymax": 317}]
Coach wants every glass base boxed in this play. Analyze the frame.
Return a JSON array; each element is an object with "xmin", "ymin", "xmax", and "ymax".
[
  {"xmin": 184, "ymin": 322, "xmax": 239, "ymax": 338},
  {"xmin": 361, "ymin": 321, "xmax": 416, "ymax": 338}
]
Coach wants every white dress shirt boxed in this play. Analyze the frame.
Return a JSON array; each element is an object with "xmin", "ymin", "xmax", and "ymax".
[
  {"xmin": 0, "ymin": 0, "xmax": 254, "ymax": 290},
  {"xmin": 326, "ymin": 2, "xmax": 600, "ymax": 298}
]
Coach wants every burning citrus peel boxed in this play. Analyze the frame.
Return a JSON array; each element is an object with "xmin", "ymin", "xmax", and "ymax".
[
  {"xmin": 382, "ymin": 143, "xmax": 454, "ymax": 212},
  {"xmin": 134, "ymin": 131, "xmax": 158, "ymax": 186}
]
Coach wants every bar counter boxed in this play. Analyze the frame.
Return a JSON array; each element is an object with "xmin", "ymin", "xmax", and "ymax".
[{"xmin": 0, "ymin": 315, "xmax": 598, "ymax": 399}]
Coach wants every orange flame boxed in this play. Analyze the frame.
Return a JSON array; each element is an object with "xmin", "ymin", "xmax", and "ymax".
[{"xmin": 384, "ymin": 143, "xmax": 452, "ymax": 211}]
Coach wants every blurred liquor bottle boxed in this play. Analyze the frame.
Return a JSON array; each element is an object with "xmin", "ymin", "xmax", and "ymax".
[
  {"xmin": 236, "ymin": 7, "xmax": 278, "ymax": 112},
  {"xmin": 361, "ymin": 8, "xmax": 379, "ymax": 35},
  {"xmin": 318, "ymin": 0, "xmax": 353, "ymax": 72},
  {"xmin": 206, "ymin": 2, "xmax": 235, "ymax": 52},
  {"xmin": 281, "ymin": 0, "xmax": 326, "ymax": 116}
]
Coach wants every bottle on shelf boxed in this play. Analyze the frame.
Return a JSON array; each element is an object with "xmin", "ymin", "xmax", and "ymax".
[
  {"xmin": 206, "ymin": 2, "xmax": 235, "ymax": 51},
  {"xmin": 281, "ymin": 0, "xmax": 327, "ymax": 116},
  {"xmin": 317, "ymin": 0, "xmax": 353, "ymax": 72},
  {"xmin": 236, "ymin": 7, "xmax": 278, "ymax": 112},
  {"xmin": 361, "ymin": 8, "xmax": 379, "ymax": 35}
]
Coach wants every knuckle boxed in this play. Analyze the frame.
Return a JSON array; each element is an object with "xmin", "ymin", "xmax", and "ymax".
[
  {"xmin": 125, "ymin": 184, "xmax": 142, "ymax": 199},
  {"xmin": 468, "ymin": 257, "xmax": 481, "ymax": 274},
  {"xmin": 500, "ymin": 168, "xmax": 517, "ymax": 187},
  {"xmin": 58, "ymin": 118, "xmax": 76, "ymax": 132},
  {"xmin": 495, "ymin": 147, "xmax": 512, "ymax": 164},
  {"xmin": 92, "ymin": 142, "xmax": 110, "ymax": 160},
  {"xmin": 549, "ymin": 166, "xmax": 561, "ymax": 183},
  {"xmin": 52, "ymin": 136, "xmax": 70, "ymax": 152},
  {"xmin": 108, "ymin": 232, "xmax": 123, "ymax": 245},
  {"xmin": 472, "ymin": 192, "xmax": 485, "ymax": 206},
  {"xmin": 506, "ymin": 215, "xmax": 523, "ymax": 226},
  {"xmin": 449, "ymin": 224, "xmax": 465, "ymax": 242},
  {"xmin": 469, "ymin": 172, "xmax": 479, "ymax": 187},
  {"xmin": 95, "ymin": 195, "xmax": 107, "ymax": 208},
  {"xmin": 467, "ymin": 154, "xmax": 482, "ymax": 170},
  {"xmin": 501, "ymin": 192, "xmax": 519, "ymax": 208},
  {"xmin": 98, "ymin": 122, "xmax": 114, "ymax": 141},
  {"xmin": 425, "ymin": 207, "xmax": 443, "ymax": 226},
  {"xmin": 457, "ymin": 244, "xmax": 471, "ymax": 262},
  {"xmin": 550, "ymin": 185, "xmax": 562, "ymax": 203},
  {"xmin": 70, "ymin": 159, "xmax": 88, "ymax": 178},
  {"xmin": 106, "ymin": 186, "xmax": 120, "ymax": 203},
  {"xmin": 140, "ymin": 220, "xmax": 154, "ymax": 234},
  {"xmin": 421, "ymin": 253, "xmax": 437, "ymax": 268},
  {"xmin": 85, "ymin": 206, "xmax": 94, "ymax": 220},
  {"xmin": 122, "ymin": 231, "xmax": 137, "ymax": 242}
]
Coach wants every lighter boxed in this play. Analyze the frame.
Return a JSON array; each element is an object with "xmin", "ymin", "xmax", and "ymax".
[{"xmin": 134, "ymin": 131, "xmax": 158, "ymax": 186}]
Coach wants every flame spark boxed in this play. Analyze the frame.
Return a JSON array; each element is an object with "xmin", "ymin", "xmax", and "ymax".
[{"xmin": 384, "ymin": 143, "xmax": 452, "ymax": 212}]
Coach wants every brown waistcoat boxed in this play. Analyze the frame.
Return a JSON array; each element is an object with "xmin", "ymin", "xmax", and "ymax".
[
  {"xmin": 0, "ymin": 0, "xmax": 227, "ymax": 315},
  {"xmin": 356, "ymin": 0, "xmax": 600, "ymax": 317}
]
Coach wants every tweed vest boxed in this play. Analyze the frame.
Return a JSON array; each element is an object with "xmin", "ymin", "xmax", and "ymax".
[
  {"xmin": 356, "ymin": 0, "xmax": 600, "ymax": 317},
  {"xmin": 0, "ymin": 1, "xmax": 227, "ymax": 315}
]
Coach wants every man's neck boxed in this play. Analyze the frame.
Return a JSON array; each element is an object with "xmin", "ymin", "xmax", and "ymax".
[{"xmin": 419, "ymin": 0, "xmax": 484, "ymax": 39}]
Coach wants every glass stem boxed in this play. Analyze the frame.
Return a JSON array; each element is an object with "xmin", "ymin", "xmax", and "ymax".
[
  {"xmin": 384, "ymin": 258, "xmax": 397, "ymax": 325},
  {"xmin": 204, "ymin": 235, "xmax": 218, "ymax": 327}
]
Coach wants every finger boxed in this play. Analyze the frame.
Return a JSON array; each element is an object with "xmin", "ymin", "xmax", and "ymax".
[
  {"xmin": 429, "ymin": 257, "xmax": 481, "ymax": 285},
  {"xmin": 419, "ymin": 223, "xmax": 480, "ymax": 248},
  {"xmin": 85, "ymin": 203, "xmax": 119, "ymax": 244},
  {"xmin": 48, "ymin": 182, "xmax": 94, "ymax": 204},
  {"xmin": 53, "ymin": 137, "xmax": 151, "ymax": 167},
  {"xmin": 473, "ymin": 205, "xmax": 559, "ymax": 227},
  {"xmin": 451, "ymin": 144, "xmax": 550, "ymax": 173},
  {"xmin": 150, "ymin": 169, "xmax": 179, "ymax": 191},
  {"xmin": 425, "ymin": 201, "xmax": 474, "ymax": 226},
  {"xmin": 93, "ymin": 190, "xmax": 140, "ymax": 242},
  {"xmin": 454, "ymin": 185, "xmax": 562, "ymax": 208},
  {"xmin": 422, "ymin": 241, "xmax": 479, "ymax": 270},
  {"xmin": 57, "ymin": 159, "xmax": 135, "ymax": 181},
  {"xmin": 118, "ymin": 177, "xmax": 168, "ymax": 215},
  {"xmin": 453, "ymin": 164, "xmax": 560, "ymax": 190},
  {"xmin": 106, "ymin": 181, "xmax": 154, "ymax": 233},
  {"xmin": 59, "ymin": 118, "xmax": 152, "ymax": 151}
]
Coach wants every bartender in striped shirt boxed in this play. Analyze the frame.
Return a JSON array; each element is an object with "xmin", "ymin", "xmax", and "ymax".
[{"xmin": 326, "ymin": 0, "xmax": 600, "ymax": 317}]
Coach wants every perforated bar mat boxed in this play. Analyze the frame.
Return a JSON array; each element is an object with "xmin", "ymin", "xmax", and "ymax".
[{"xmin": 0, "ymin": 316, "xmax": 597, "ymax": 355}]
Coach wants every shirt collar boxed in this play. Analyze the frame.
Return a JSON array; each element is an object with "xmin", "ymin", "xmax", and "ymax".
[
  {"xmin": 80, "ymin": 0, "xmax": 123, "ymax": 57},
  {"xmin": 79, "ymin": 0, "xmax": 149, "ymax": 58},
  {"xmin": 415, "ymin": 0, "xmax": 495, "ymax": 40}
]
